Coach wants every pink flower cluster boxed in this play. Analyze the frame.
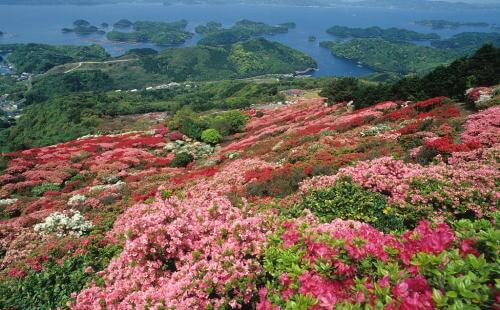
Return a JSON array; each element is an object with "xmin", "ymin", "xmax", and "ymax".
[
  {"xmin": 461, "ymin": 106, "xmax": 500, "ymax": 147},
  {"xmin": 259, "ymin": 219, "xmax": 457, "ymax": 309},
  {"xmin": 74, "ymin": 192, "xmax": 272, "ymax": 309}
]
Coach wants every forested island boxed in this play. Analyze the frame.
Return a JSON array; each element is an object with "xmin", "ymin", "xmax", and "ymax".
[
  {"xmin": 197, "ymin": 20, "xmax": 296, "ymax": 46},
  {"xmin": 61, "ymin": 19, "xmax": 105, "ymax": 35},
  {"xmin": 415, "ymin": 19, "xmax": 490, "ymax": 29},
  {"xmin": 113, "ymin": 19, "xmax": 133, "ymax": 28},
  {"xmin": 320, "ymin": 39, "xmax": 460, "ymax": 75},
  {"xmin": 326, "ymin": 25, "xmax": 440, "ymax": 42},
  {"xmin": 106, "ymin": 20, "xmax": 193, "ymax": 45}
]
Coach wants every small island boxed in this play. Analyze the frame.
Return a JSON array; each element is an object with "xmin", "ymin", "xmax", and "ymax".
[
  {"xmin": 197, "ymin": 19, "xmax": 296, "ymax": 46},
  {"xmin": 0, "ymin": 31, "xmax": 3, "ymax": 37},
  {"xmin": 107, "ymin": 20, "xmax": 193, "ymax": 45},
  {"xmin": 308, "ymin": 35, "xmax": 316, "ymax": 42},
  {"xmin": 62, "ymin": 19, "xmax": 105, "ymax": 35},
  {"xmin": 113, "ymin": 19, "xmax": 133, "ymax": 28},
  {"xmin": 415, "ymin": 19, "xmax": 490, "ymax": 29},
  {"xmin": 326, "ymin": 25, "xmax": 440, "ymax": 42},
  {"xmin": 101, "ymin": 22, "xmax": 109, "ymax": 28}
]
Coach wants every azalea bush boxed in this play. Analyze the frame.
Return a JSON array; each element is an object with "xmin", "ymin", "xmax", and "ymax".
[
  {"xmin": 33, "ymin": 211, "xmax": 93, "ymax": 237},
  {"xmin": 259, "ymin": 216, "xmax": 499, "ymax": 309}
]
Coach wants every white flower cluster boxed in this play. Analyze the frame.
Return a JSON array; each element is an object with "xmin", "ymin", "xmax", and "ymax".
[
  {"xmin": 34, "ymin": 210, "xmax": 93, "ymax": 237},
  {"xmin": 360, "ymin": 124, "xmax": 392, "ymax": 137},
  {"xmin": 0, "ymin": 198, "xmax": 18, "ymax": 206},
  {"xmin": 164, "ymin": 140, "xmax": 216, "ymax": 159},
  {"xmin": 68, "ymin": 194, "xmax": 86, "ymax": 206}
]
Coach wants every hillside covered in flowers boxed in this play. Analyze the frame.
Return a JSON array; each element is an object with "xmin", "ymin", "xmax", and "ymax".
[{"xmin": 0, "ymin": 85, "xmax": 499, "ymax": 309}]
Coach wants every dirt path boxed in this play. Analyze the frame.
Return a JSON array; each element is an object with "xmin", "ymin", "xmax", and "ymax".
[{"xmin": 64, "ymin": 59, "xmax": 138, "ymax": 74}]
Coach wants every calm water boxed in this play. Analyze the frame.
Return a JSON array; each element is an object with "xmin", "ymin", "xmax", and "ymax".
[{"xmin": 0, "ymin": 3, "xmax": 499, "ymax": 77}]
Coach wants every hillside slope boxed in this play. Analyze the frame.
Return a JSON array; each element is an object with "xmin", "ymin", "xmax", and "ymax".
[{"xmin": 0, "ymin": 86, "xmax": 498, "ymax": 308}]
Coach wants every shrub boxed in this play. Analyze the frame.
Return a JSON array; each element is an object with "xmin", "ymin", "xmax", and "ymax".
[
  {"xmin": 31, "ymin": 183, "xmax": 61, "ymax": 197},
  {"xmin": 291, "ymin": 179, "xmax": 405, "ymax": 232},
  {"xmin": 170, "ymin": 152, "xmax": 194, "ymax": 168},
  {"xmin": 201, "ymin": 128, "xmax": 222, "ymax": 145}
]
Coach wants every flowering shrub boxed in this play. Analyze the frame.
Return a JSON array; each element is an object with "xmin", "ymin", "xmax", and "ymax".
[
  {"xmin": 73, "ymin": 192, "xmax": 272, "ymax": 309},
  {"xmin": 460, "ymin": 106, "xmax": 500, "ymax": 147},
  {"xmin": 34, "ymin": 211, "xmax": 93, "ymax": 237},
  {"xmin": 259, "ymin": 216, "xmax": 498, "ymax": 309}
]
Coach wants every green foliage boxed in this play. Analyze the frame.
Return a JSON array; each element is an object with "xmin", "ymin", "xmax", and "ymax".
[
  {"xmin": 0, "ymin": 243, "xmax": 121, "ymax": 310},
  {"xmin": 320, "ymin": 38, "xmax": 461, "ymax": 75},
  {"xmin": 1, "ymin": 43, "xmax": 108, "ymax": 73},
  {"xmin": 326, "ymin": 25, "xmax": 440, "ymax": 42},
  {"xmin": 31, "ymin": 183, "xmax": 61, "ymax": 197},
  {"xmin": 291, "ymin": 179, "xmax": 405, "ymax": 232},
  {"xmin": 201, "ymin": 128, "xmax": 222, "ymax": 145},
  {"xmin": 170, "ymin": 152, "xmax": 194, "ymax": 168}
]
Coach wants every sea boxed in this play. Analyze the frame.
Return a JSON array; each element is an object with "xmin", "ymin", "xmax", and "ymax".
[{"xmin": 0, "ymin": 2, "xmax": 498, "ymax": 77}]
